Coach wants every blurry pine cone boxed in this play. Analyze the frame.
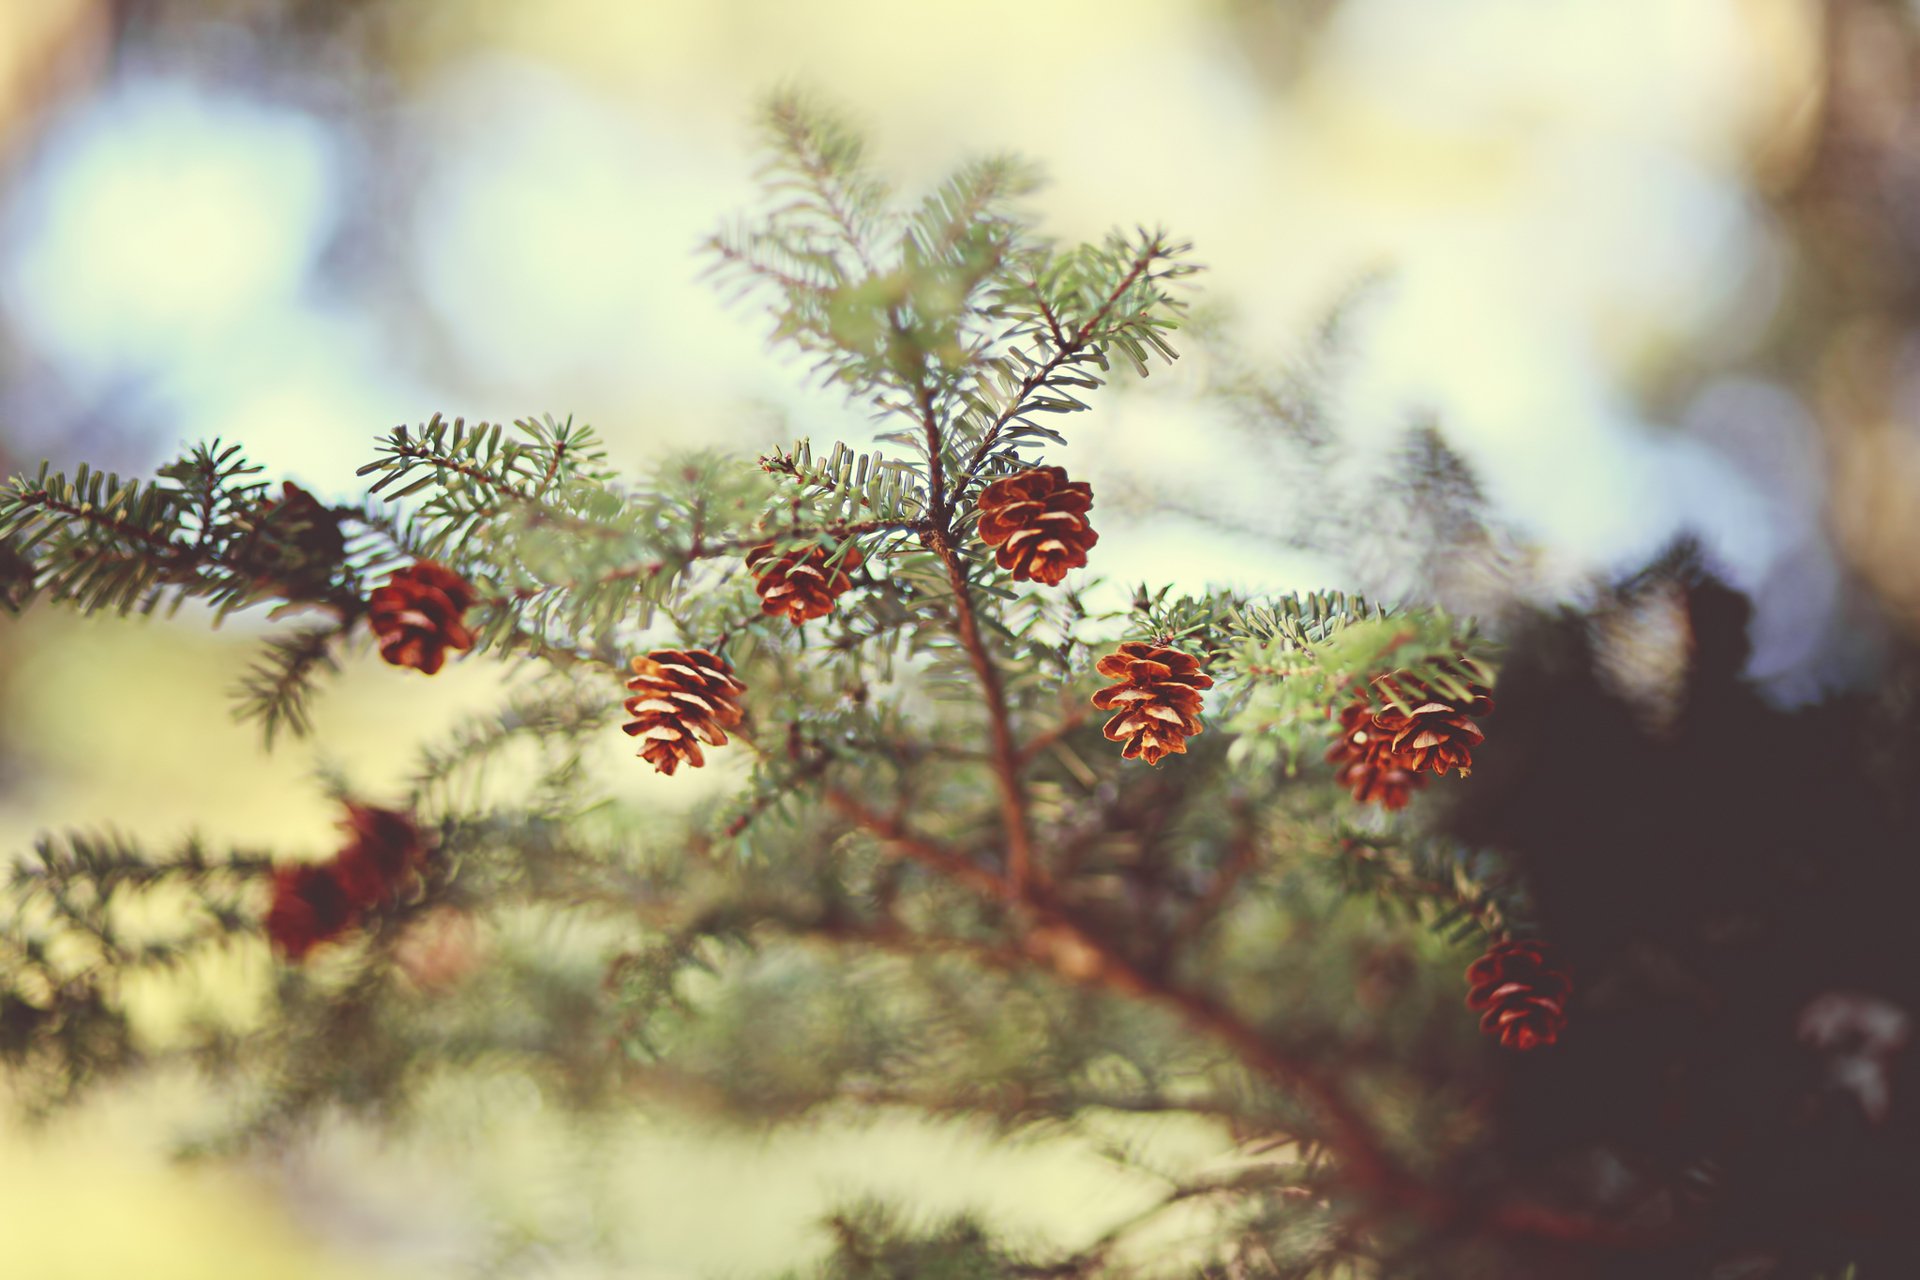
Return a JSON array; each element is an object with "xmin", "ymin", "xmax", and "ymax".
[
  {"xmin": 332, "ymin": 803, "xmax": 427, "ymax": 908},
  {"xmin": 265, "ymin": 863, "xmax": 356, "ymax": 962},
  {"xmin": 1372, "ymin": 676, "xmax": 1492, "ymax": 777},
  {"xmin": 1326, "ymin": 699, "xmax": 1428, "ymax": 810},
  {"xmin": 746, "ymin": 541, "xmax": 862, "ymax": 624},
  {"xmin": 244, "ymin": 481, "xmax": 347, "ymax": 600},
  {"xmin": 368, "ymin": 560, "xmax": 476, "ymax": 674},
  {"xmin": 1092, "ymin": 642, "xmax": 1212, "ymax": 765},
  {"xmin": 623, "ymin": 648, "xmax": 746, "ymax": 775},
  {"xmin": 1466, "ymin": 940, "xmax": 1572, "ymax": 1051},
  {"xmin": 976, "ymin": 466, "xmax": 1097, "ymax": 586}
]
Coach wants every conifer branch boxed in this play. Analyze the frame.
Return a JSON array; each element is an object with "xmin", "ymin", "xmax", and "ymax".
[
  {"xmin": 231, "ymin": 621, "xmax": 351, "ymax": 746},
  {"xmin": 823, "ymin": 788, "xmax": 1010, "ymax": 902},
  {"xmin": 922, "ymin": 525, "xmax": 1038, "ymax": 892},
  {"xmin": 957, "ymin": 235, "xmax": 1184, "ymax": 495}
]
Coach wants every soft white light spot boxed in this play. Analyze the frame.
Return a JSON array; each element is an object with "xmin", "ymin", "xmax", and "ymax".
[
  {"xmin": 3, "ymin": 81, "xmax": 336, "ymax": 379},
  {"xmin": 410, "ymin": 60, "xmax": 750, "ymax": 396}
]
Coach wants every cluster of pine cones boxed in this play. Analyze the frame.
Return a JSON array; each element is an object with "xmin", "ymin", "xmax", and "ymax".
[
  {"xmin": 290, "ymin": 471, "xmax": 1561, "ymax": 1052},
  {"xmin": 242, "ymin": 485, "xmax": 479, "ymax": 678},
  {"xmin": 632, "ymin": 466, "xmax": 1219, "ymax": 770},
  {"xmin": 265, "ymin": 804, "xmax": 429, "ymax": 960}
]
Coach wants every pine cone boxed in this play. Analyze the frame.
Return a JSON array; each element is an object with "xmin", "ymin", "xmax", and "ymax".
[
  {"xmin": 368, "ymin": 560, "xmax": 476, "ymax": 674},
  {"xmin": 1326, "ymin": 699, "xmax": 1428, "ymax": 809},
  {"xmin": 332, "ymin": 803, "xmax": 427, "ymax": 908},
  {"xmin": 746, "ymin": 541, "xmax": 862, "ymax": 624},
  {"xmin": 976, "ymin": 466, "xmax": 1097, "ymax": 586},
  {"xmin": 623, "ymin": 648, "xmax": 747, "ymax": 775},
  {"xmin": 265, "ymin": 863, "xmax": 356, "ymax": 961},
  {"xmin": 1091, "ymin": 642, "xmax": 1213, "ymax": 765},
  {"xmin": 1372, "ymin": 677, "xmax": 1492, "ymax": 777},
  {"xmin": 1466, "ymin": 940, "xmax": 1572, "ymax": 1051},
  {"xmin": 244, "ymin": 481, "xmax": 347, "ymax": 600}
]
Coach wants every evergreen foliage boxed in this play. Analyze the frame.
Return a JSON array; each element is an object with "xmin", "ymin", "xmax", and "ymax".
[{"xmin": 3, "ymin": 92, "xmax": 1907, "ymax": 1280}]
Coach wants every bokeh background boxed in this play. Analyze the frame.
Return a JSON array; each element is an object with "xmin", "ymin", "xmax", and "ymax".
[{"xmin": 0, "ymin": 0, "xmax": 1883, "ymax": 1273}]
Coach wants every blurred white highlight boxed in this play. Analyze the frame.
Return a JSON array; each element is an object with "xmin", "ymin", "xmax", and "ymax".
[{"xmin": 3, "ymin": 80, "xmax": 336, "ymax": 380}]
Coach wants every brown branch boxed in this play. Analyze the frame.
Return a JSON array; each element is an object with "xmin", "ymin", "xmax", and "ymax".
[
  {"xmin": 1015, "ymin": 707, "xmax": 1091, "ymax": 769},
  {"xmin": 1054, "ymin": 925, "xmax": 1661, "ymax": 1250},
  {"xmin": 822, "ymin": 787, "xmax": 1011, "ymax": 902},
  {"xmin": 709, "ymin": 805, "xmax": 1411, "ymax": 1224},
  {"xmin": 922, "ymin": 526, "xmax": 1037, "ymax": 892},
  {"xmin": 895, "ymin": 325, "xmax": 1039, "ymax": 893}
]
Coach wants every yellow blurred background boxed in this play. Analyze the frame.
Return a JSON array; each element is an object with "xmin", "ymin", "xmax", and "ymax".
[{"xmin": 0, "ymin": 0, "xmax": 1844, "ymax": 1274}]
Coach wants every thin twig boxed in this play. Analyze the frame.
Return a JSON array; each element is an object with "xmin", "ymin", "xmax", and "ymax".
[{"xmin": 956, "ymin": 243, "xmax": 1166, "ymax": 493}]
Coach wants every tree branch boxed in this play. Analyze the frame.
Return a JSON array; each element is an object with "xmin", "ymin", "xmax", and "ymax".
[
  {"xmin": 823, "ymin": 787, "xmax": 1011, "ymax": 902},
  {"xmin": 921, "ymin": 526, "xmax": 1038, "ymax": 892},
  {"xmin": 956, "ymin": 243, "xmax": 1165, "ymax": 493}
]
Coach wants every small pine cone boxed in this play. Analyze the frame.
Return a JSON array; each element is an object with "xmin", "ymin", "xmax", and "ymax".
[
  {"xmin": 1325, "ymin": 699, "xmax": 1428, "ymax": 809},
  {"xmin": 623, "ymin": 648, "xmax": 746, "ymax": 775},
  {"xmin": 265, "ymin": 863, "xmax": 356, "ymax": 961},
  {"xmin": 1372, "ymin": 677, "xmax": 1492, "ymax": 777},
  {"xmin": 976, "ymin": 466, "xmax": 1097, "ymax": 586},
  {"xmin": 368, "ymin": 560, "xmax": 476, "ymax": 674},
  {"xmin": 1091, "ymin": 642, "xmax": 1213, "ymax": 765},
  {"xmin": 1466, "ymin": 940, "xmax": 1572, "ymax": 1051},
  {"xmin": 332, "ymin": 803, "xmax": 427, "ymax": 909},
  {"xmin": 746, "ymin": 541, "xmax": 862, "ymax": 624},
  {"xmin": 245, "ymin": 481, "xmax": 347, "ymax": 599}
]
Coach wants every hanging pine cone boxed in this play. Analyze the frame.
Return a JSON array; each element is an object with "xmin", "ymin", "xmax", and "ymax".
[
  {"xmin": 1466, "ymin": 940, "xmax": 1572, "ymax": 1051},
  {"xmin": 745, "ymin": 541, "xmax": 862, "ymax": 624},
  {"xmin": 1371, "ymin": 676, "xmax": 1492, "ymax": 777},
  {"xmin": 332, "ymin": 803, "xmax": 428, "ymax": 909},
  {"xmin": 368, "ymin": 560, "xmax": 476, "ymax": 674},
  {"xmin": 623, "ymin": 648, "xmax": 747, "ymax": 775},
  {"xmin": 265, "ymin": 863, "xmax": 356, "ymax": 961},
  {"xmin": 976, "ymin": 466, "xmax": 1098, "ymax": 586},
  {"xmin": 1326, "ymin": 698, "xmax": 1428, "ymax": 810},
  {"xmin": 1091, "ymin": 642, "xmax": 1213, "ymax": 765},
  {"xmin": 243, "ymin": 481, "xmax": 348, "ymax": 601}
]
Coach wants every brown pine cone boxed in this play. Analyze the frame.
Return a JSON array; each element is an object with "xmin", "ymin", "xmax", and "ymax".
[
  {"xmin": 333, "ymin": 803, "xmax": 427, "ymax": 909},
  {"xmin": 1091, "ymin": 642, "xmax": 1213, "ymax": 765},
  {"xmin": 1466, "ymin": 940, "xmax": 1572, "ymax": 1051},
  {"xmin": 265, "ymin": 863, "xmax": 356, "ymax": 961},
  {"xmin": 1372, "ymin": 676, "xmax": 1492, "ymax": 777},
  {"xmin": 244, "ymin": 481, "xmax": 347, "ymax": 600},
  {"xmin": 368, "ymin": 561, "xmax": 476, "ymax": 674},
  {"xmin": 1325, "ymin": 699, "xmax": 1428, "ymax": 809},
  {"xmin": 976, "ymin": 466, "xmax": 1097, "ymax": 586},
  {"xmin": 746, "ymin": 541, "xmax": 862, "ymax": 624},
  {"xmin": 623, "ymin": 648, "xmax": 747, "ymax": 775}
]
